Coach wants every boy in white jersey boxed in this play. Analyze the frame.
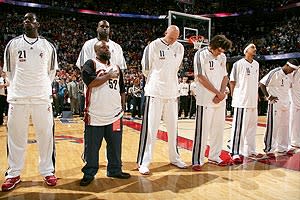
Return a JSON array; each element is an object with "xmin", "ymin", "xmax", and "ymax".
[
  {"xmin": 259, "ymin": 59, "xmax": 299, "ymax": 158},
  {"xmin": 76, "ymin": 20, "xmax": 127, "ymax": 70},
  {"xmin": 80, "ymin": 40, "xmax": 130, "ymax": 186},
  {"xmin": 137, "ymin": 25, "xmax": 187, "ymax": 175},
  {"xmin": 290, "ymin": 67, "xmax": 300, "ymax": 148},
  {"xmin": 2, "ymin": 13, "xmax": 58, "ymax": 191},
  {"xmin": 192, "ymin": 35, "xmax": 232, "ymax": 171},
  {"xmin": 178, "ymin": 76, "xmax": 190, "ymax": 118},
  {"xmin": 229, "ymin": 44, "xmax": 263, "ymax": 164}
]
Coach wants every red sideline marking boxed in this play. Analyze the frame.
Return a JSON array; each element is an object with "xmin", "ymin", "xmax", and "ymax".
[
  {"xmin": 124, "ymin": 119, "xmax": 300, "ymax": 171},
  {"xmin": 258, "ymin": 153, "xmax": 300, "ymax": 171},
  {"xmin": 123, "ymin": 120, "xmax": 231, "ymax": 161},
  {"xmin": 225, "ymin": 117, "xmax": 266, "ymax": 127}
]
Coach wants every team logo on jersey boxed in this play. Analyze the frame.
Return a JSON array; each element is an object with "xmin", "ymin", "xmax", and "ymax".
[
  {"xmin": 159, "ymin": 50, "xmax": 165, "ymax": 59},
  {"xmin": 39, "ymin": 52, "xmax": 43, "ymax": 58},
  {"xmin": 174, "ymin": 53, "xmax": 177, "ymax": 58},
  {"xmin": 246, "ymin": 67, "xmax": 250, "ymax": 75}
]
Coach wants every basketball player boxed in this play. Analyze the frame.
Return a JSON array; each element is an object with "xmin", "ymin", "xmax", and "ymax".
[
  {"xmin": 137, "ymin": 25, "xmax": 187, "ymax": 175},
  {"xmin": 80, "ymin": 40, "xmax": 130, "ymax": 186},
  {"xmin": 229, "ymin": 43, "xmax": 263, "ymax": 164},
  {"xmin": 290, "ymin": 67, "xmax": 300, "ymax": 149},
  {"xmin": 259, "ymin": 59, "xmax": 299, "ymax": 158},
  {"xmin": 2, "ymin": 13, "xmax": 58, "ymax": 191},
  {"xmin": 76, "ymin": 20, "xmax": 127, "ymax": 70},
  {"xmin": 192, "ymin": 35, "xmax": 232, "ymax": 171}
]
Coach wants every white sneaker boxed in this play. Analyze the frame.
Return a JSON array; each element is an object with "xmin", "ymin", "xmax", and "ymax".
[
  {"xmin": 138, "ymin": 166, "xmax": 150, "ymax": 175},
  {"xmin": 171, "ymin": 160, "xmax": 188, "ymax": 169}
]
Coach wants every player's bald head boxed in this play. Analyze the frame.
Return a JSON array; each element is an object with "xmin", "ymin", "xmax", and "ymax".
[
  {"xmin": 164, "ymin": 25, "xmax": 180, "ymax": 45},
  {"xmin": 166, "ymin": 25, "xmax": 180, "ymax": 35},
  {"xmin": 94, "ymin": 40, "xmax": 108, "ymax": 52}
]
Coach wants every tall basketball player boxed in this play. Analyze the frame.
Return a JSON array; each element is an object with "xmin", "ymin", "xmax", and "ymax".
[
  {"xmin": 2, "ymin": 13, "xmax": 58, "ymax": 191},
  {"xmin": 192, "ymin": 35, "xmax": 232, "ymax": 171},
  {"xmin": 76, "ymin": 20, "xmax": 127, "ymax": 70},
  {"xmin": 137, "ymin": 25, "xmax": 187, "ymax": 175},
  {"xmin": 229, "ymin": 43, "xmax": 263, "ymax": 164}
]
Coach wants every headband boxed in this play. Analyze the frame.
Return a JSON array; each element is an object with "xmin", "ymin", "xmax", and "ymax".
[
  {"xmin": 287, "ymin": 62, "xmax": 300, "ymax": 69},
  {"xmin": 243, "ymin": 43, "xmax": 255, "ymax": 55}
]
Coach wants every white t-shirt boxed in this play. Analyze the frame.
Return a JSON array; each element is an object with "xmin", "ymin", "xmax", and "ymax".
[
  {"xmin": 82, "ymin": 58, "xmax": 124, "ymax": 126},
  {"xmin": 260, "ymin": 67, "xmax": 292, "ymax": 110},
  {"xmin": 230, "ymin": 58, "xmax": 259, "ymax": 108},
  {"xmin": 76, "ymin": 38, "xmax": 127, "ymax": 70},
  {"xmin": 290, "ymin": 69, "xmax": 300, "ymax": 108},
  {"xmin": 3, "ymin": 34, "xmax": 58, "ymax": 104},
  {"xmin": 193, "ymin": 47, "xmax": 227, "ymax": 107},
  {"xmin": 190, "ymin": 81, "xmax": 197, "ymax": 97},
  {"xmin": 141, "ymin": 38, "xmax": 184, "ymax": 99},
  {"xmin": 178, "ymin": 82, "xmax": 190, "ymax": 96},
  {"xmin": 0, "ymin": 77, "xmax": 6, "ymax": 96}
]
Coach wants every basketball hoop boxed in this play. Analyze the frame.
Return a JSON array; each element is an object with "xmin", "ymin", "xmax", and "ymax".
[{"xmin": 188, "ymin": 35, "xmax": 205, "ymax": 50}]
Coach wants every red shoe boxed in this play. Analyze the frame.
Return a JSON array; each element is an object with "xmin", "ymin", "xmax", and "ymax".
[
  {"xmin": 209, "ymin": 159, "xmax": 232, "ymax": 166},
  {"xmin": 192, "ymin": 165, "xmax": 202, "ymax": 171},
  {"xmin": 248, "ymin": 153, "xmax": 264, "ymax": 160},
  {"xmin": 44, "ymin": 175, "xmax": 57, "ymax": 186},
  {"xmin": 1, "ymin": 176, "xmax": 21, "ymax": 191},
  {"xmin": 286, "ymin": 149, "xmax": 296, "ymax": 156},
  {"xmin": 266, "ymin": 153, "xmax": 276, "ymax": 159},
  {"xmin": 232, "ymin": 156, "xmax": 243, "ymax": 165}
]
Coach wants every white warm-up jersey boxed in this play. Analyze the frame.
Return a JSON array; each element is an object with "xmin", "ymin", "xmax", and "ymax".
[
  {"xmin": 141, "ymin": 38, "xmax": 184, "ymax": 99},
  {"xmin": 76, "ymin": 38, "xmax": 127, "ymax": 70},
  {"xmin": 193, "ymin": 47, "xmax": 227, "ymax": 107},
  {"xmin": 82, "ymin": 58, "xmax": 124, "ymax": 126},
  {"xmin": 230, "ymin": 58, "xmax": 259, "ymax": 108},
  {"xmin": 290, "ymin": 69, "xmax": 300, "ymax": 108},
  {"xmin": 260, "ymin": 67, "xmax": 292, "ymax": 110},
  {"xmin": 3, "ymin": 34, "xmax": 58, "ymax": 104}
]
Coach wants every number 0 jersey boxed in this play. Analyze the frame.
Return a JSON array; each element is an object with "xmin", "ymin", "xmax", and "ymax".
[
  {"xmin": 3, "ymin": 34, "xmax": 58, "ymax": 104},
  {"xmin": 82, "ymin": 58, "xmax": 125, "ymax": 126}
]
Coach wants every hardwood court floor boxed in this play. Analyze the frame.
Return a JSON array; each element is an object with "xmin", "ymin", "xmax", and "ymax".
[{"xmin": 0, "ymin": 115, "xmax": 299, "ymax": 200}]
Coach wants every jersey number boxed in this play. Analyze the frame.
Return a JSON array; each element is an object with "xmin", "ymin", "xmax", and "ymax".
[
  {"xmin": 18, "ymin": 50, "xmax": 26, "ymax": 59},
  {"xmin": 109, "ymin": 79, "xmax": 118, "ymax": 90},
  {"xmin": 209, "ymin": 61, "xmax": 214, "ymax": 70}
]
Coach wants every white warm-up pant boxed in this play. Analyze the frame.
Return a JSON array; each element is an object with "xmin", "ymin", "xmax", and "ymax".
[
  {"xmin": 6, "ymin": 103, "xmax": 55, "ymax": 178},
  {"xmin": 290, "ymin": 104, "xmax": 300, "ymax": 147},
  {"xmin": 230, "ymin": 107, "xmax": 258, "ymax": 156},
  {"xmin": 192, "ymin": 105, "xmax": 225, "ymax": 166},
  {"xmin": 264, "ymin": 103, "xmax": 289, "ymax": 153},
  {"xmin": 137, "ymin": 96, "xmax": 181, "ymax": 168}
]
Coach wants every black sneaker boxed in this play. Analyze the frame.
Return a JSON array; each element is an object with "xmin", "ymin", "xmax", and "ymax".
[
  {"xmin": 107, "ymin": 172, "xmax": 131, "ymax": 179},
  {"xmin": 80, "ymin": 176, "xmax": 94, "ymax": 186}
]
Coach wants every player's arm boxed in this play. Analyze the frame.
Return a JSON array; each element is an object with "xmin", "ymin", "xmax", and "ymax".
[
  {"xmin": 193, "ymin": 51, "xmax": 223, "ymax": 97},
  {"xmin": 141, "ymin": 44, "xmax": 152, "ymax": 77},
  {"xmin": 229, "ymin": 62, "xmax": 238, "ymax": 96},
  {"xmin": 3, "ymin": 40, "xmax": 16, "ymax": 81},
  {"xmin": 48, "ymin": 42, "xmax": 58, "ymax": 82},
  {"xmin": 118, "ymin": 68, "xmax": 126, "ymax": 110},
  {"xmin": 259, "ymin": 72, "xmax": 278, "ymax": 102}
]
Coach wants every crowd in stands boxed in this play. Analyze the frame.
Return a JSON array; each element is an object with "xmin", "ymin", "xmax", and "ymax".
[
  {"xmin": 16, "ymin": 0, "xmax": 296, "ymax": 16},
  {"xmin": 0, "ymin": 4, "xmax": 299, "ymax": 118}
]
